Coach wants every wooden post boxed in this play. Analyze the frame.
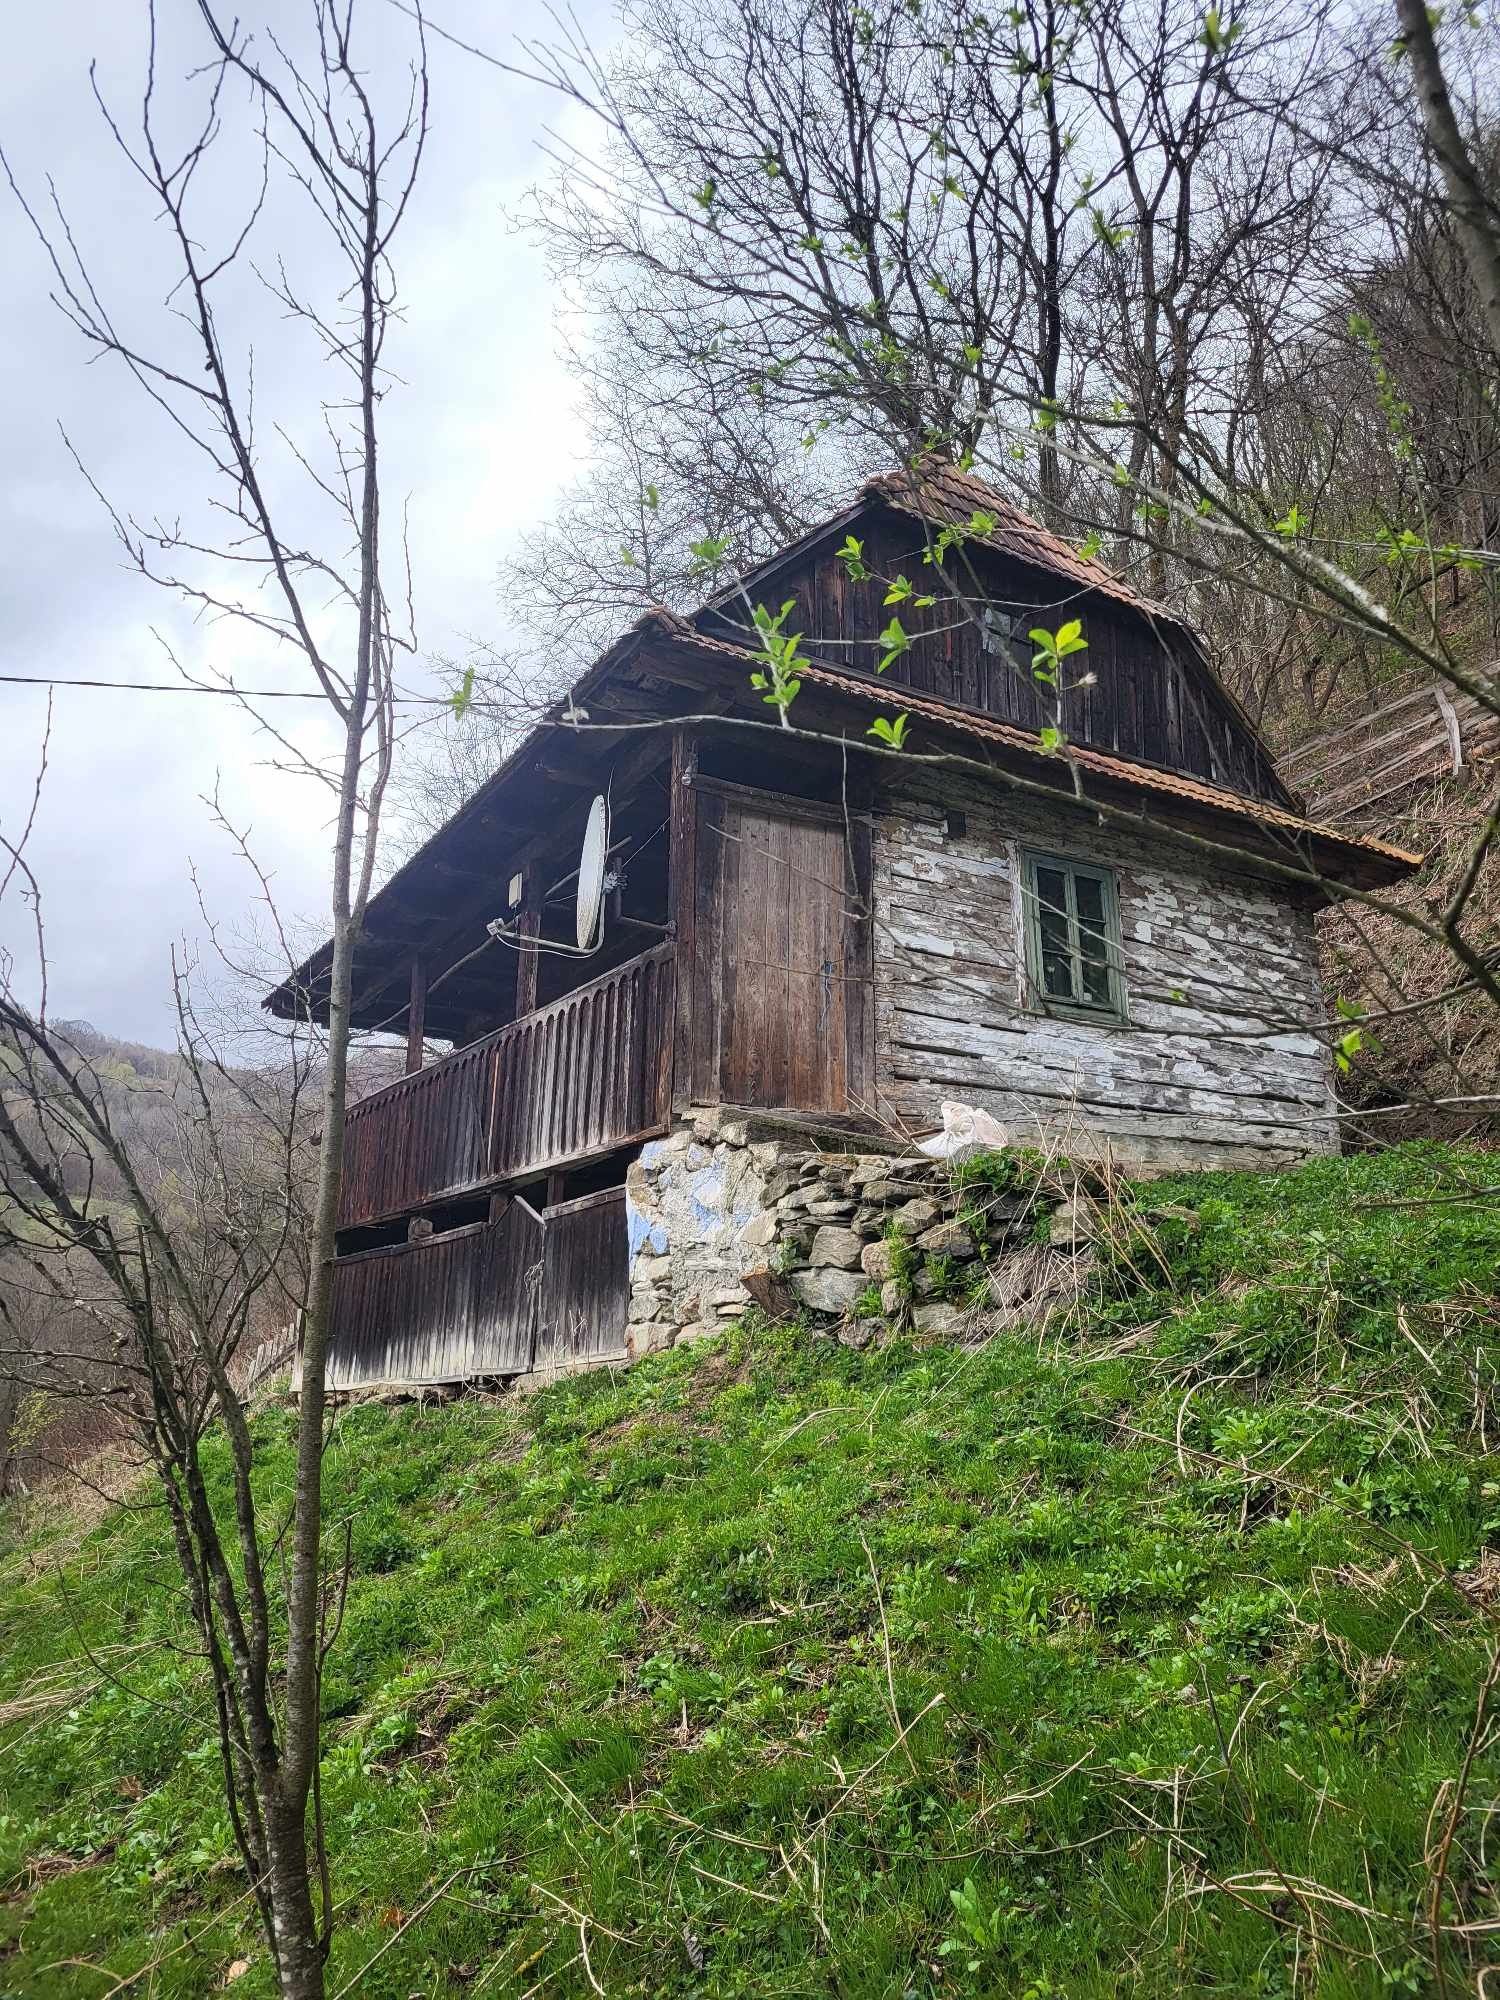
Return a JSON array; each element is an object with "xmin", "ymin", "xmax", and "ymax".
[
  {"xmin": 1434, "ymin": 682, "xmax": 1464, "ymax": 774},
  {"xmin": 668, "ymin": 729, "xmax": 697, "ymax": 1115},
  {"xmin": 514, "ymin": 874, "xmax": 541, "ymax": 1018},
  {"xmin": 404, "ymin": 955, "xmax": 426, "ymax": 1074}
]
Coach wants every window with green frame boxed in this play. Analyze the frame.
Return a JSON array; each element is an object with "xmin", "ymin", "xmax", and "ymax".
[{"xmin": 1020, "ymin": 850, "xmax": 1125, "ymax": 1018}]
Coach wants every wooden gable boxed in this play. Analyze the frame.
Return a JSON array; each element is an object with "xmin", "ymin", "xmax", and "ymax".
[{"xmin": 697, "ymin": 491, "xmax": 1286, "ymax": 806}]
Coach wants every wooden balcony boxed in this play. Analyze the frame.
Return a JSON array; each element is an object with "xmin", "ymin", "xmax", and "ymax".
[{"xmin": 338, "ymin": 943, "xmax": 676, "ymax": 1230}]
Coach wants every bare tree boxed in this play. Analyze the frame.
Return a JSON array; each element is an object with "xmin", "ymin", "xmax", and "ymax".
[
  {"xmin": 0, "ymin": 932, "xmax": 321, "ymax": 1974},
  {"xmin": 2, "ymin": 2, "xmax": 429, "ymax": 1989}
]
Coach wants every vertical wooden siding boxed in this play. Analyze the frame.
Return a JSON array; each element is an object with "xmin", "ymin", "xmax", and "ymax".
[
  {"xmin": 338, "ymin": 944, "xmax": 675, "ymax": 1228},
  {"xmin": 327, "ymin": 1197, "xmax": 545, "ymax": 1390},
  {"xmin": 534, "ymin": 1188, "xmax": 630, "ymax": 1371},
  {"xmin": 491, "ymin": 944, "xmax": 676, "ymax": 1179},
  {"xmin": 707, "ymin": 526, "xmax": 1278, "ymax": 801},
  {"xmin": 689, "ymin": 784, "xmax": 867, "ymax": 1112},
  {"xmin": 340, "ymin": 1034, "xmax": 497, "ymax": 1227},
  {"xmin": 328, "ymin": 1189, "xmax": 627, "ymax": 1389}
]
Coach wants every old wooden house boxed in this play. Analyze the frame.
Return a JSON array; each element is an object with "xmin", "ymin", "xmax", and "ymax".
[{"xmin": 265, "ymin": 464, "xmax": 1420, "ymax": 1389}]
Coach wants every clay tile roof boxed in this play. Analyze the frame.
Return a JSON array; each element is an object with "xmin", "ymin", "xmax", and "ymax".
[
  {"xmin": 864, "ymin": 462, "xmax": 1184, "ymax": 627},
  {"xmin": 657, "ymin": 617, "xmax": 1422, "ymax": 879}
]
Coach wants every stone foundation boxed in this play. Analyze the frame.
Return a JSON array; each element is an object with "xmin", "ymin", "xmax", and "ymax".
[{"xmin": 624, "ymin": 1107, "xmax": 1092, "ymax": 1357}]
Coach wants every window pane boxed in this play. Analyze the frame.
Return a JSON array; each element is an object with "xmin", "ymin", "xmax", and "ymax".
[
  {"xmin": 1074, "ymin": 874, "xmax": 1113, "ymax": 1007},
  {"xmin": 1033, "ymin": 866, "xmax": 1074, "ymax": 999}
]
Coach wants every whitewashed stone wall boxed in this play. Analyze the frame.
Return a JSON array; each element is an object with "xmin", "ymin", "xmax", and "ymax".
[
  {"xmin": 623, "ymin": 1108, "xmax": 1087, "ymax": 1356},
  {"xmin": 869, "ymin": 776, "xmax": 1340, "ymax": 1171},
  {"xmin": 625, "ymin": 1112, "xmax": 784, "ymax": 1343}
]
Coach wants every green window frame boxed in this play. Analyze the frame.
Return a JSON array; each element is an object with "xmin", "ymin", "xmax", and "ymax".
[{"xmin": 1020, "ymin": 850, "xmax": 1126, "ymax": 1019}]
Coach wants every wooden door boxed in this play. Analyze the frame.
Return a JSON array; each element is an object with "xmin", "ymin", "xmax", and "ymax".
[
  {"xmin": 533, "ymin": 1187, "xmax": 630, "ymax": 1371},
  {"xmin": 689, "ymin": 782, "xmax": 869, "ymax": 1112}
]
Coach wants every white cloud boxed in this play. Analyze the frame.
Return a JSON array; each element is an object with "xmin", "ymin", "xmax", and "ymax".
[{"xmin": 0, "ymin": 0, "xmax": 617, "ymax": 1043}]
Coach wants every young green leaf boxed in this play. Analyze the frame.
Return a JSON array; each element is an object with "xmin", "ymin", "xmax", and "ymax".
[
  {"xmin": 1199, "ymin": 8, "xmax": 1243, "ymax": 51},
  {"xmin": 836, "ymin": 533, "xmax": 869, "ymax": 580},
  {"xmin": 1028, "ymin": 619, "xmax": 1088, "ymax": 687},
  {"xmin": 1055, "ymin": 618, "xmax": 1086, "ymax": 655},
  {"xmin": 689, "ymin": 534, "xmax": 731, "ymax": 569},
  {"xmin": 876, "ymin": 616, "xmax": 910, "ymax": 670},
  {"xmin": 448, "ymin": 665, "xmax": 476, "ymax": 719},
  {"xmin": 867, "ymin": 713, "xmax": 910, "ymax": 749},
  {"xmin": 1090, "ymin": 206, "xmax": 1132, "ymax": 249}
]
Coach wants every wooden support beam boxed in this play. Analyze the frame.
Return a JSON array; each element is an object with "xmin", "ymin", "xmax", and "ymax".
[
  {"xmin": 536, "ymin": 757, "xmax": 604, "ymax": 788},
  {"xmin": 429, "ymin": 858, "xmax": 502, "ymax": 886},
  {"xmin": 668, "ymin": 728, "xmax": 698, "ymax": 1115},
  {"xmin": 405, "ymin": 956, "xmax": 427, "ymax": 1074},
  {"xmin": 514, "ymin": 875, "xmax": 541, "ymax": 1018}
]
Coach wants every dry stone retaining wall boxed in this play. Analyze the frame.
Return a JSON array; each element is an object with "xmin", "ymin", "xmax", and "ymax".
[{"xmin": 624, "ymin": 1107, "xmax": 1091, "ymax": 1357}]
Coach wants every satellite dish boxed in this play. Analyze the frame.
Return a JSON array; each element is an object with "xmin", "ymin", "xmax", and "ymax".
[{"xmin": 576, "ymin": 794, "xmax": 610, "ymax": 951}]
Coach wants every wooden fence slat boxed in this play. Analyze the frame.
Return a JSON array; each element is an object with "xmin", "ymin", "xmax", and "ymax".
[{"xmin": 1283, "ymin": 667, "xmax": 1499, "ymax": 821}]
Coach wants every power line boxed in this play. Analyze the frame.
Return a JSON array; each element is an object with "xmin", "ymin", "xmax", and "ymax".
[{"xmin": 0, "ymin": 672, "xmax": 453, "ymax": 704}]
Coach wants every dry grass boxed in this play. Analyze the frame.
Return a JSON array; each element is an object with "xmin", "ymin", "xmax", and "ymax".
[{"xmin": 1319, "ymin": 764, "xmax": 1500, "ymax": 1146}]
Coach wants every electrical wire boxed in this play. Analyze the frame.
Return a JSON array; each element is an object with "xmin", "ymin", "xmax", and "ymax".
[{"xmin": 0, "ymin": 672, "xmax": 461, "ymax": 703}]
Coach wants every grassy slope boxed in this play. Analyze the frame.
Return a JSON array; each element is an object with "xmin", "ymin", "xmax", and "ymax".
[{"xmin": 2, "ymin": 1144, "xmax": 1499, "ymax": 1999}]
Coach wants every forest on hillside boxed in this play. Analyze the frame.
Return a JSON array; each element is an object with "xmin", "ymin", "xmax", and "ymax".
[{"xmin": 0, "ymin": 1021, "xmax": 415, "ymax": 1495}]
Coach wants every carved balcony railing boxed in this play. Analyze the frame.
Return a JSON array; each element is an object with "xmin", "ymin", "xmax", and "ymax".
[{"xmin": 337, "ymin": 943, "xmax": 676, "ymax": 1229}]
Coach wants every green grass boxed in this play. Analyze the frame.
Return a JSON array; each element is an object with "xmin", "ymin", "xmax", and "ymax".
[{"xmin": 2, "ymin": 1142, "xmax": 1499, "ymax": 1997}]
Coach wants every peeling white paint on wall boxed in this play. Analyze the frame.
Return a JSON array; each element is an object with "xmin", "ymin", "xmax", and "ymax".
[{"xmin": 870, "ymin": 776, "xmax": 1340, "ymax": 1170}]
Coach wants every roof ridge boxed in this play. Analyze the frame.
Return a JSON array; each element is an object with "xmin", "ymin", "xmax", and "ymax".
[{"xmin": 862, "ymin": 460, "xmax": 1185, "ymax": 627}]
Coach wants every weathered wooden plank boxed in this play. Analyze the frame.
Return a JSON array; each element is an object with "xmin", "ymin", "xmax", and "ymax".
[
  {"xmin": 338, "ymin": 944, "xmax": 677, "ymax": 1226},
  {"xmin": 533, "ymin": 1187, "xmax": 628, "ymax": 1371},
  {"xmin": 669, "ymin": 730, "xmax": 699, "ymax": 1116},
  {"xmin": 405, "ymin": 956, "xmax": 427, "ymax": 1075},
  {"xmin": 869, "ymin": 772, "xmax": 1339, "ymax": 1168}
]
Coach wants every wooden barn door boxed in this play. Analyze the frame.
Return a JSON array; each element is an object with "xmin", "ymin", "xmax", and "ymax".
[
  {"xmin": 689, "ymin": 780, "xmax": 869, "ymax": 1113},
  {"xmin": 533, "ymin": 1188, "xmax": 630, "ymax": 1370}
]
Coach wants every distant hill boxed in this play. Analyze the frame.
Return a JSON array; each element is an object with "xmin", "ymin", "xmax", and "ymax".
[{"xmin": 0, "ymin": 1020, "xmax": 318, "ymax": 1491}]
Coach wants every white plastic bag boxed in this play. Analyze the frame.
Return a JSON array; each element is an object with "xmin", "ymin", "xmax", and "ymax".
[{"xmin": 915, "ymin": 1100, "xmax": 1011, "ymax": 1159}]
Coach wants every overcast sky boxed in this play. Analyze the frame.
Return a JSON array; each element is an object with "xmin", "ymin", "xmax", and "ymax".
[{"xmin": 0, "ymin": 1, "xmax": 616, "ymax": 1047}]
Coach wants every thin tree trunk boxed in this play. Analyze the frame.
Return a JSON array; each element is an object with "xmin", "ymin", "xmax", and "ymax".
[{"xmin": 1394, "ymin": 0, "xmax": 1500, "ymax": 363}]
